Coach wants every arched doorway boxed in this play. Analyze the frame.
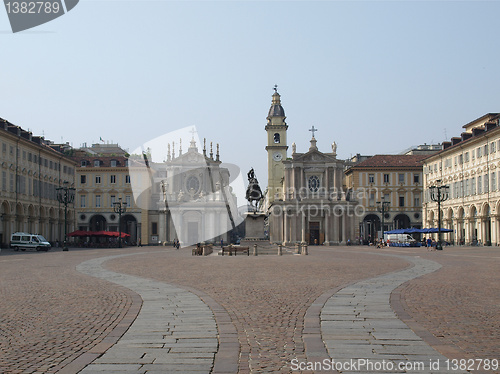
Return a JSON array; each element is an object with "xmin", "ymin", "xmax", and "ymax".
[
  {"xmin": 469, "ymin": 205, "xmax": 478, "ymax": 244},
  {"xmin": 393, "ymin": 214, "xmax": 410, "ymax": 229},
  {"xmin": 89, "ymin": 214, "xmax": 107, "ymax": 232},
  {"xmin": 121, "ymin": 214, "xmax": 137, "ymax": 244},
  {"xmin": 362, "ymin": 214, "xmax": 380, "ymax": 244}
]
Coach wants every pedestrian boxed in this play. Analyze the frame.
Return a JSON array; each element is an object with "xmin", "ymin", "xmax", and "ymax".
[
  {"xmin": 220, "ymin": 238, "xmax": 224, "ymax": 249},
  {"xmin": 138, "ymin": 237, "xmax": 142, "ymax": 247},
  {"xmin": 426, "ymin": 237, "xmax": 432, "ymax": 251}
]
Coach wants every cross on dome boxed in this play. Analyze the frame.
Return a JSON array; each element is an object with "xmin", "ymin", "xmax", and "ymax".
[{"xmin": 309, "ymin": 126, "xmax": 318, "ymax": 138}]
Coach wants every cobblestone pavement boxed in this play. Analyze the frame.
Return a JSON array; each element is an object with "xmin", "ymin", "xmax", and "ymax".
[
  {"xmin": 0, "ymin": 247, "xmax": 140, "ymax": 374},
  {"xmin": 105, "ymin": 248, "xmax": 407, "ymax": 373},
  {"xmin": 320, "ymin": 254, "xmax": 465, "ymax": 373},
  {"xmin": 77, "ymin": 253, "xmax": 218, "ymax": 374},
  {"xmin": 1, "ymin": 245, "xmax": 499, "ymax": 374},
  {"xmin": 387, "ymin": 246, "xmax": 500, "ymax": 372}
]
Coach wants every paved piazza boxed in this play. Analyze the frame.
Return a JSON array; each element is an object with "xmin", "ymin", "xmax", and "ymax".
[{"xmin": 0, "ymin": 245, "xmax": 499, "ymax": 373}]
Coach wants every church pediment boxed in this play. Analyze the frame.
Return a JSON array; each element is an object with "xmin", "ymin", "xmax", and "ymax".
[
  {"xmin": 293, "ymin": 150, "xmax": 335, "ymax": 163},
  {"xmin": 171, "ymin": 151, "xmax": 209, "ymax": 165}
]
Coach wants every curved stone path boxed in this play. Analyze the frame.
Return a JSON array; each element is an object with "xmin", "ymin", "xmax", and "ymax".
[
  {"xmin": 76, "ymin": 253, "xmax": 220, "ymax": 373},
  {"xmin": 320, "ymin": 254, "xmax": 466, "ymax": 373}
]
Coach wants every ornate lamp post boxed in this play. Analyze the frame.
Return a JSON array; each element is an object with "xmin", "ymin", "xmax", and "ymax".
[
  {"xmin": 429, "ymin": 179, "xmax": 449, "ymax": 250},
  {"xmin": 376, "ymin": 197, "xmax": 390, "ymax": 244},
  {"xmin": 56, "ymin": 181, "xmax": 75, "ymax": 251},
  {"xmin": 113, "ymin": 197, "xmax": 127, "ymax": 248}
]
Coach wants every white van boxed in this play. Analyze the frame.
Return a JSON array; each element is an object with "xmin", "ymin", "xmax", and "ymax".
[
  {"xmin": 10, "ymin": 232, "xmax": 51, "ymax": 251},
  {"xmin": 384, "ymin": 234, "xmax": 416, "ymax": 243}
]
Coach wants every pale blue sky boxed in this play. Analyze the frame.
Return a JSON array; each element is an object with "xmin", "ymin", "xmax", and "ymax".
[{"xmin": 2, "ymin": 1, "xmax": 500, "ymax": 188}]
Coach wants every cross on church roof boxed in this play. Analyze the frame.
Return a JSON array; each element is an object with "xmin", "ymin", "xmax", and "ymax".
[
  {"xmin": 309, "ymin": 126, "xmax": 318, "ymax": 138},
  {"xmin": 189, "ymin": 127, "xmax": 197, "ymax": 139}
]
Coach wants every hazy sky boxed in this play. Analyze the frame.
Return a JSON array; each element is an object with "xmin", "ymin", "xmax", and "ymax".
[{"xmin": 2, "ymin": 1, "xmax": 500, "ymax": 189}]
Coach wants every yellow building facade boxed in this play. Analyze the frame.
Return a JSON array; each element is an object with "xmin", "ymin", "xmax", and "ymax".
[
  {"xmin": 423, "ymin": 113, "xmax": 500, "ymax": 246},
  {"xmin": 73, "ymin": 144, "xmax": 143, "ymax": 245},
  {"xmin": 0, "ymin": 119, "xmax": 76, "ymax": 247},
  {"xmin": 345, "ymin": 154, "xmax": 427, "ymax": 243}
]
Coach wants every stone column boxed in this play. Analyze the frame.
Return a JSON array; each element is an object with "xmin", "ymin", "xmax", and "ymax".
[
  {"xmin": 159, "ymin": 211, "xmax": 166, "ymax": 244},
  {"xmin": 332, "ymin": 212, "xmax": 340, "ymax": 244},
  {"xmin": 341, "ymin": 212, "xmax": 346, "ymax": 245},
  {"xmin": 283, "ymin": 211, "xmax": 288, "ymax": 245},
  {"xmin": 490, "ymin": 216, "xmax": 497, "ymax": 246},
  {"xmin": 324, "ymin": 212, "xmax": 329, "ymax": 244},
  {"xmin": 301, "ymin": 213, "xmax": 306, "ymax": 243}
]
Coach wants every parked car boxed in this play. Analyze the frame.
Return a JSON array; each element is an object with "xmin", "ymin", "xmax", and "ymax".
[{"xmin": 10, "ymin": 232, "xmax": 51, "ymax": 251}]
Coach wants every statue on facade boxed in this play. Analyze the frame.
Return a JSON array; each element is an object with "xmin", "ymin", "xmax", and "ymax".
[{"xmin": 246, "ymin": 168, "xmax": 263, "ymax": 210}]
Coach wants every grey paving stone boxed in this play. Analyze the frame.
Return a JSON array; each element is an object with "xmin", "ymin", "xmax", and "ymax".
[
  {"xmin": 77, "ymin": 253, "xmax": 217, "ymax": 373},
  {"xmin": 320, "ymin": 254, "xmax": 468, "ymax": 374}
]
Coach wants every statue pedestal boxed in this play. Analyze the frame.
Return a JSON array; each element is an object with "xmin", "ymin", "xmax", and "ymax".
[{"xmin": 244, "ymin": 212, "xmax": 266, "ymax": 240}]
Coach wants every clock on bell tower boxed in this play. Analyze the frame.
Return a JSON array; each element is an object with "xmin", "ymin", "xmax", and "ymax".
[{"xmin": 265, "ymin": 85, "xmax": 288, "ymax": 204}]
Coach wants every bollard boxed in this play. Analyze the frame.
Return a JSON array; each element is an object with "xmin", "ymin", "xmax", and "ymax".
[
  {"xmin": 301, "ymin": 243, "xmax": 308, "ymax": 255},
  {"xmin": 278, "ymin": 244, "xmax": 282, "ymax": 256},
  {"xmin": 295, "ymin": 243, "xmax": 301, "ymax": 254},
  {"xmin": 253, "ymin": 244, "xmax": 258, "ymax": 256}
]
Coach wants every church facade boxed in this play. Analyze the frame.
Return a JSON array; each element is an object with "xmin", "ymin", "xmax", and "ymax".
[
  {"xmin": 129, "ymin": 136, "xmax": 241, "ymax": 247},
  {"xmin": 264, "ymin": 89, "xmax": 358, "ymax": 245}
]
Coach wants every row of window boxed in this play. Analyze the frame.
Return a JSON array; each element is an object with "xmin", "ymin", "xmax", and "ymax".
[
  {"xmin": 79, "ymin": 194, "xmax": 132, "ymax": 208},
  {"xmin": 427, "ymin": 139, "xmax": 500, "ymax": 173},
  {"xmin": 368, "ymin": 192, "xmax": 421, "ymax": 208},
  {"xmin": 368, "ymin": 173, "xmax": 420, "ymax": 185},
  {"xmin": 80, "ymin": 174, "xmax": 131, "ymax": 185},
  {"xmin": 1, "ymin": 171, "xmax": 68, "ymax": 200},
  {"xmin": 428, "ymin": 173, "xmax": 498, "ymax": 200},
  {"xmin": 80, "ymin": 159, "xmax": 128, "ymax": 167},
  {"xmin": 1, "ymin": 143, "xmax": 73, "ymax": 174}
]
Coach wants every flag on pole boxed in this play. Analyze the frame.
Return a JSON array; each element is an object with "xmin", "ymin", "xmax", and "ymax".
[{"xmin": 100, "ymin": 137, "xmax": 104, "ymax": 142}]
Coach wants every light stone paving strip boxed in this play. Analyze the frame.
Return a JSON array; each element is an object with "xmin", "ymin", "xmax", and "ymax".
[
  {"xmin": 76, "ymin": 254, "xmax": 218, "ymax": 374},
  {"xmin": 321, "ymin": 255, "xmax": 467, "ymax": 374}
]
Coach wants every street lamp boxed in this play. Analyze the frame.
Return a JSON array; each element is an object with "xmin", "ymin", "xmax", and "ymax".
[
  {"xmin": 429, "ymin": 179, "xmax": 449, "ymax": 250},
  {"xmin": 113, "ymin": 197, "xmax": 127, "ymax": 248},
  {"xmin": 376, "ymin": 197, "xmax": 390, "ymax": 244},
  {"xmin": 56, "ymin": 181, "xmax": 75, "ymax": 251},
  {"xmin": 161, "ymin": 181, "xmax": 170, "ymax": 244}
]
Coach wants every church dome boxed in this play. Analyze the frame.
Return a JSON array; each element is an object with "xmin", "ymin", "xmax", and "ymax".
[{"xmin": 267, "ymin": 91, "xmax": 286, "ymax": 118}]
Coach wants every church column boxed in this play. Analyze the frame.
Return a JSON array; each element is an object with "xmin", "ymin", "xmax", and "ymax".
[
  {"xmin": 324, "ymin": 210, "xmax": 329, "ymax": 244},
  {"xmin": 159, "ymin": 211, "xmax": 166, "ymax": 244},
  {"xmin": 332, "ymin": 212, "xmax": 340, "ymax": 244},
  {"xmin": 341, "ymin": 211, "xmax": 346, "ymax": 245},
  {"xmin": 283, "ymin": 209, "xmax": 288, "ymax": 244},
  {"xmin": 301, "ymin": 213, "xmax": 306, "ymax": 242}
]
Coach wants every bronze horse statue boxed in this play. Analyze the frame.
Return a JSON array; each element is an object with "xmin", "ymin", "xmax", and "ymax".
[{"xmin": 246, "ymin": 168, "xmax": 263, "ymax": 210}]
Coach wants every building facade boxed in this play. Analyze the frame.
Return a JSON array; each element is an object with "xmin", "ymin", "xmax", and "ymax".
[
  {"xmin": 72, "ymin": 143, "xmax": 142, "ymax": 244},
  {"xmin": 345, "ymin": 154, "xmax": 428, "ymax": 243},
  {"xmin": 0, "ymin": 119, "xmax": 76, "ymax": 247},
  {"xmin": 139, "ymin": 137, "xmax": 240, "ymax": 246},
  {"xmin": 422, "ymin": 113, "xmax": 500, "ymax": 246}
]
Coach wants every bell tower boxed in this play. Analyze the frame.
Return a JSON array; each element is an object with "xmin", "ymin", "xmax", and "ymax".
[{"xmin": 265, "ymin": 86, "xmax": 288, "ymax": 204}]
